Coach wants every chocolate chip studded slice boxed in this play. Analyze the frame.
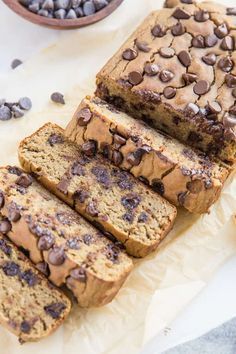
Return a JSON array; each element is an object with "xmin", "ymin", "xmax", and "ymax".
[
  {"xmin": 70, "ymin": 267, "xmax": 87, "ymax": 283},
  {"xmin": 218, "ymin": 56, "xmax": 234, "ymax": 72},
  {"xmin": 205, "ymin": 34, "xmax": 218, "ymax": 47},
  {"xmin": 144, "ymin": 63, "xmax": 160, "ymax": 76},
  {"xmin": 128, "ymin": 71, "xmax": 143, "ymax": 85},
  {"xmin": 225, "ymin": 74, "xmax": 236, "ymax": 88},
  {"xmin": 136, "ymin": 40, "xmax": 151, "ymax": 52},
  {"xmin": 159, "ymin": 47, "xmax": 175, "ymax": 58},
  {"xmin": 182, "ymin": 73, "xmax": 197, "ymax": 85},
  {"xmin": 163, "ymin": 87, "xmax": 177, "ymax": 99},
  {"xmin": 122, "ymin": 48, "xmax": 137, "ymax": 61},
  {"xmin": 48, "ymin": 246, "xmax": 66, "ymax": 266},
  {"xmin": 214, "ymin": 23, "xmax": 229, "ymax": 39},
  {"xmin": 171, "ymin": 22, "xmax": 185, "ymax": 36},
  {"xmin": 194, "ymin": 10, "xmax": 209, "ymax": 22},
  {"xmin": 193, "ymin": 80, "xmax": 210, "ymax": 95},
  {"xmin": 16, "ymin": 174, "xmax": 32, "ymax": 188},
  {"xmin": 202, "ymin": 53, "xmax": 217, "ymax": 66},
  {"xmin": 151, "ymin": 24, "xmax": 166, "ymax": 37},
  {"xmin": 51, "ymin": 92, "xmax": 65, "ymax": 105},
  {"xmin": 77, "ymin": 107, "xmax": 92, "ymax": 126},
  {"xmin": 220, "ymin": 36, "xmax": 235, "ymax": 51},
  {"xmin": 172, "ymin": 7, "xmax": 190, "ymax": 19},
  {"xmin": 81, "ymin": 140, "xmax": 97, "ymax": 156},
  {"xmin": 159, "ymin": 69, "xmax": 174, "ymax": 82},
  {"xmin": 178, "ymin": 50, "xmax": 191, "ymax": 67},
  {"xmin": 192, "ymin": 35, "xmax": 205, "ymax": 48}
]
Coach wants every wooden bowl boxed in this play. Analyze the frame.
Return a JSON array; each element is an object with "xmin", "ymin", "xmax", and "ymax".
[{"xmin": 2, "ymin": 0, "xmax": 124, "ymax": 29}]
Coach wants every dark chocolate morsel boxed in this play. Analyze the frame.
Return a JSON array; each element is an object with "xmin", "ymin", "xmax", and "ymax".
[
  {"xmin": 193, "ymin": 80, "xmax": 210, "ymax": 95},
  {"xmin": 128, "ymin": 71, "xmax": 143, "ymax": 85},
  {"xmin": 16, "ymin": 174, "xmax": 33, "ymax": 188},
  {"xmin": 48, "ymin": 246, "xmax": 66, "ymax": 266},
  {"xmin": 163, "ymin": 87, "xmax": 176, "ymax": 99},
  {"xmin": 144, "ymin": 63, "xmax": 160, "ymax": 76},
  {"xmin": 70, "ymin": 267, "xmax": 87, "ymax": 283},
  {"xmin": 77, "ymin": 107, "xmax": 92, "ymax": 126},
  {"xmin": 151, "ymin": 24, "xmax": 166, "ymax": 37},
  {"xmin": 44, "ymin": 302, "xmax": 66, "ymax": 319},
  {"xmin": 159, "ymin": 69, "xmax": 174, "ymax": 82},
  {"xmin": 178, "ymin": 50, "xmax": 191, "ymax": 67},
  {"xmin": 136, "ymin": 40, "xmax": 151, "ymax": 52},
  {"xmin": 122, "ymin": 48, "xmax": 138, "ymax": 61},
  {"xmin": 172, "ymin": 7, "xmax": 190, "ymax": 19}
]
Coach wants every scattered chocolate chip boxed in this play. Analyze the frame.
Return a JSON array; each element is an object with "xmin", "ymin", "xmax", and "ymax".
[
  {"xmin": 205, "ymin": 34, "xmax": 218, "ymax": 47},
  {"xmin": 0, "ymin": 219, "xmax": 12, "ymax": 234},
  {"xmin": 11, "ymin": 59, "xmax": 23, "ymax": 69},
  {"xmin": 36, "ymin": 262, "xmax": 49, "ymax": 276},
  {"xmin": 225, "ymin": 74, "xmax": 236, "ymax": 88},
  {"xmin": 223, "ymin": 113, "xmax": 236, "ymax": 127},
  {"xmin": 163, "ymin": 86, "xmax": 177, "ymax": 99},
  {"xmin": 71, "ymin": 162, "xmax": 85, "ymax": 176},
  {"xmin": 171, "ymin": 22, "xmax": 185, "ymax": 36},
  {"xmin": 193, "ymin": 80, "xmax": 210, "ymax": 95},
  {"xmin": 122, "ymin": 48, "xmax": 138, "ymax": 61},
  {"xmin": 0, "ymin": 106, "xmax": 12, "ymax": 121},
  {"xmin": 226, "ymin": 7, "xmax": 236, "ymax": 15},
  {"xmin": 50, "ymin": 92, "xmax": 65, "ymax": 104},
  {"xmin": 178, "ymin": 50, "xmax": 191, "ymax": 67},
  {"xmin": 38, "ymin": 234, "xmax": 55, "ymax": 251},
  {"xmin": 214, "ymin": 23, "xmax": 229, "ymax": 39},
  {"xmin": 73, "ymin": 189, "xmax": 89, "ymax": 203},
  {"xmin": 151, "ymin": 24, "xmax": 166, "ymax": 37},
  {"xmin": 144, "ymin": 63, "xmax": 160, "ymax": 76},
  {"xmin": 20, "ymin": 321, "xmax": 31, "ymax": 334},
  {"xmin": 16, "ymin": 174, "xmax": 33, "ymax": 188},
  {"xmin": 172, "ymin": 7, "xmax": 190, "ymax": 19},
  {"xmin": 159, "ymin": 69, "xmax": 174, "ymax": 82},
  {"xmin": 194, "ymin": 9, "xmax": 209, "ymax": 22},
  {"xmin": 2, "ymin": 261, "xmax": 19, "ymax": 276},
  {"xmin": 47, "ymin": 133, "xmax": 64, "ymax": 146},
  {"xmin": 159, "ymin": 47, "xmax": 175, "ymax": 58},
  {"xmin": 91, "ymin": 165, "xmax": 110, "ymax": 188},
  {"xmin": 128, "ymin": 71, "xmax": 143, "ymax": 85},
  {"xmin": 20, "ymin": 269, "xmax": 39, "ymax": 287},
  {"xmin": 112, "ymin": 150, "xmax": 123, "ymax": 166},
  {"xmin": 218, "ymin": 56, "xmax": 234, "ymax": 72},
  {"xmin": 48, "ymin": 246, "xmax": 66, "ymax": 266},
  {"xmin": 178, "ymin": 191, "xmax": 188, "ymax": 206},
  {"xmin": 186, "ymin": 179, "xmax": 203, "ymax": 194},
  {"xmin": 138, "ymin": 212, "xmax": 148, "ymax": 223},
  {"xmin": 18, "ymin": 97, "xmax": 32, "ymax": 111},
  {"xmin": 44, "ymin": 302, "xmax": 66, "ymax": 319},
  {"xmin": 202, "ymin": 53, "xmax": 217, "ymax": 66},
  {"xmin": 152, "ymin": 179, "xmax": 165, "ymax": 195},
  {"xmin": 192, "ymin": 35, "xmax": 205, "ymax": 48},
  {"xmin": 122, "ymin": 212, "xmax": 134, "ymax": 224},
  {"xmin": 182, "ymin": 73, "xmax": 197, "ymax": 85},
  {"xmin": 136, "ymin": 40, "xmax": 151, "ymax": 52},
  {"xmin": 77, "ymin": 107, "xmax": 92, "ymax": 126},
  {"xmin": 12, "ymin": 105, "xmax": 25, "ymax": 118},
  {"xmin": 185, "ymin": 103, "xmax": 200, "ymax": 117},
  {"xmin": 70, "ymin": 267, "xmax": 87, "ymax": 282},
  {"xmin": 86, "ymin": 201, "xmax": 99, "ymax": 217},
  {"xmin": 81, "ymin": 140, "xmax": 97, "ymax": 156},
  {"xmin": 220, "ymin": 36, "xmax": 235, "ymax": 51},
  {"xmin": 0, "ymin": 238, "xmax": 11, "ymax": 256}
]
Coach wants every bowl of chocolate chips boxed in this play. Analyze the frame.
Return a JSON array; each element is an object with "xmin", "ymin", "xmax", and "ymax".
[{"xmin": 3, "ymin": 0, "xmax": 124, "ymax": 29}]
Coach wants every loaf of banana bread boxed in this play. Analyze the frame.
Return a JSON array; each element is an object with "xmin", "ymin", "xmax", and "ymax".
[
  {"xmin": 0, "ymin": 230, "xmax": 70, "ymax": 343},
  {"xmin": 18, "ymin": 123, "xmax": 177, "ymax": 258},
  {"xmin": 96, "ymin": 1, "xmax": 236, "ymax": 163},
  {"xmin": 65, "ymin": 96, "xmax": 230, "ymax": 214},
  {"xmin": 0, "ymin": 166, "xmax": 133, "ymax": 307}
]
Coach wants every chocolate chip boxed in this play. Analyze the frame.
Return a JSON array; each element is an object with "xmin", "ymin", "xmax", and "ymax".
[
  {"xmin": 193, "ymin": 80, "xmax": 210, "ymax": 95},
  {"xmin": 116, "ymin": 173, "xmax": 134, "ymax": 190},
  {"xmin": 82, "ymin": 234, "xmax": 93, "ymax": 245},
  {"xmin": 0, "ymin": 106, "xmax": 11, "ymax": 121},
  {"xmin": 16, "ymin": 174, "xmax": 33, "ymax": 188},
  {"xmin": 226, "ymin": 8, "xmax": 236, "ymax": 15},
  {"xmin": 159, "ymin": 69, "xmax": 174, "ymax": 82},
  {"xmin": 121, "ymin": 193, "xmax": 141, "ymax": 211},
  {"xmin": 194, "ymin": 9, "xmax": 209, "ymax": 22},
  {"xmin": 178, "ymin": 191, "xmax": 188, "ymax": 206},
  {"xmin": 223, "ymin": 113, "xmax": 236, "ymax": 127},
  {"xmin": 0, "ymin": 192, "xmax": 4, "ymax": 209},
  {"xmin": 70, "ymin": 267, "xmax": 87, "ymax": 282},
  {"xmin": 86, "ymin": 201, "xmax": 99, "ymax": 217},
  {"xmin": 11, "ymin": 59, "xmax": 23, "ymax": 69},
  {"xmin": 182, "ymin": 73, "xmax": 197, "ymax": 85},
  {"xmin": 91, "ymin": 165, "xmax": 110, "ymax": 188},
  {"xmin": 73, "ymin": 189, "xmax": 89, "ymax": 203},
  {"xmin": 144, "ymin": 63, "xmax": 160, "ymax": 76},
  {"xmin": 44, "ymin": 302, "xmax": 66, "ymax": 319},
  {"xmin": 185, "ymin": 103, "xmax": 200, "ymax": 117},
  {"xmin": 18, "ymin": 97, "xmax": 32, "ymax": 111},
  {"xmin": 105, "ymin": 244, "xmax": 120, "ymax": 263},
  {"xmin": 126, "ymin": 148, "xmax": 145, "ymax": 166},
  {"xmin": 36, "ymin": 262, "xmax": 49, "ymax": 276},
  {"xmin": 2, "ymin": 261, "xmax": 19, "ymax": 276},
  {"xmin": 8, "ymin": 204, "xmax": 21, "ymax": 222},
  {"xmin": 113, "ymin": 134, "xmax": 126, "ymax": 146},
  {"xmin": 202, "ymin": 53, "xmax": 217, "ymax": 66},
  {"xmin": 66, "ymin": 237, "xmax": 80, "ymax": 250},
  {"xmin": 138, "ymin": 212, "xmax": 148, "ymax": 223},
  {"xmin": 128, "ymin": 71, "xmax": 143, "ymax": 85},
  {"xmin": 218, "ymin": 56, "xmax": 234, "ymax": 72},
  {"xmin": 48, "ymin": 246, "xmax": 66, "ymax": 266},
  {"xmin": 71, "ymin": 162, "xmax": 85, "ymax": 176},
  {"xmin": 83, "ymin": 1, "xmax": 95, "ymax": 15},
  {"xmin": 220, "ymin": 36, "xmax": 235, "ymax": 51},
  {"xmin": 12, "ymin": 105, "xmax": 25, "ymax": 118},
  {"xmin": 163, "ymin": 87, "xmax": 177, "ymax": 99},
  {"xmin": 159, "ymin": 47, "xmax": 175, "ymax": 58},
  {"xmin": 81, "ymin": 140, "xmax": 97, "ymax": 156},
  {"xmin": 178, "ymin": 50, "xmax": 191, "ymax": 67},
  {"xmin": 0, "ymin": 219, "xmax": 12, "ymax": 233},
  {"xmin": 205, "ymin": 34, "xmax": 218, "ymax": 47},
  {"xmin": 151, "ymin": 24, "xmax": 166, "ymax": 37},
  {"xmin": 47, "ymin": 133, "xmax": 64, "ymax": 146},
  {"xmin": 122, "ymin": 212, "xmax": 134, "ymax": 224},
  {"xmin": 0, "ymin": 238, "xmax": 11, "ymax": 256},
  {"xmin": 171, "ymin": 22, "xmax": 185, "ymax": 36},
  {"xmin": 136, "ymin": 40, "xmax": 151, "ymax": 52},
  {"xmin": 172, "ymin": 7, "xmax": 190, "ymax": 19},
  {"xmin": 8, "ymin": 166, "xmax": 23, "ymax": 176},
  {"xmin": 20, "ymin": 321, "xmax": 31, "ymax": 333},
  {"xmin": 77, "ymin": 107, "xmax": 92, "ymax": 126},
  {"xmin": 214, "ymin": 23, "xmax": 229, "ymax": 39},
  {"xmin": 152, "ymin": 179, "xmax": 165, "ymax": 195},
  {"xmin": 50, "ymin": 92, "xmax": 65, "ymax": 104},
  {"xmin": 207, "ymin": 101, "xmax": 222, "ymax": 114},
  {"xmin": 225, "ymin": 74, "xmax": 236, "ymax": 88},
  {"xmin": 192, "ymin": 35, "xmax": 205, "ymax": 48},
  {"xmin": 186, "ymin": 179, "xmax": 203, "ymax": 194},
  {"xmin": 20, "ymin": 269, "xmax": 39, "ymax": 287},
  {"xmin": 57, "ymin": 178, "xmax": 70, "ymax": 195},
  {"xmin": 112, "ymin": 150, "xmax": 123, "ymax": 166},
  {"xmin": 38, "ymin": 234, "xmax": 55, "ymax": 251},
  {"xmin": 54, "ymin": 9, "xmax": 66, "ymax": 18},
  {"xmin": 122, "ymin": 48, "xmax": 138, "ymax": 61}
]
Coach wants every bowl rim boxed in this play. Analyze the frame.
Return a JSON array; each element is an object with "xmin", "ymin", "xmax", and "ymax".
[{"xmin": 2, "ymin": 0, "xmax": 124, "ymax": 29}]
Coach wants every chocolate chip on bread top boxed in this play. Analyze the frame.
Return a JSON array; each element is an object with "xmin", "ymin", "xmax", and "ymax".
[{"xmin": 96, "ymin": 0, "xmax": 236, "ymax": 163}]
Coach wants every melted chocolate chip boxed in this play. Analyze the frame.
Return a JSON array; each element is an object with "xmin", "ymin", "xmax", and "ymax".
[
  {"xmin": 20, "ymin": 269, "xmax": 39, "ymax": 287},
  {"xmin": 47, "ymin": 133, "xmax": 64, "ymax": 146},
  {"xmin": 220, "ymin": 36, "xmax": 235, "ymax": 51},
  {"xmin": 38, "ymin": 234, "xmax": 55, "ymax": 251},
  {"xmin": 159, "ymin": 47, "xmax": 175, "ymax": 58},
  {"xmin": 122, "ymin": 212, "xmax": 134, "ymax": 224},
  {"xmin": 178, "ymin": 50, "xmax": 191, "ymax": 67},
  {"xmin": 0, "ymin": 219, "xmax": 12, "ymax": 234},
  {"xmin": 116, "ymin": 173, "xmax": 134, "ymax": 190},
  {"xmin": 214, "ymin": 23, "xmax": 229, "ymax": 39},
  {"xmin": 193, "ymin": 80, "xmax": 210, "ymax": 95},
  {"xmin": 71, "ymin": 162, "xmax": 85, "ymax": 176},
  {"xmin": 73, "ymin": 189, "xmax": 89, "ymax": 203},
  {"xmin": 159, "ymin": 69, "xmax": 174, "ymax": 82},
  {"xmin": 171, "ymin": 22, "xmax": 185, "ymax": 36},
  {"xmin": 194, "ymin": 9, "xmax": 209, "ymax": 22},
  {"xmin": 128, "ymin": 71, "xmax": 143, "ymax": 85},
  {"xmin": 218, "ymin": 56, "xmax": 234, "ymax": 72},
  {"xmin": 57, "ymin": 178, "xmax": 70, "ymax": 195},
  {"xmin": 7, "ymin": 166, "xmax": 23, "ymax": 176},
  {"xmin": 44, "ymin": 302, "xmax": 66, "ymax": 319},
  {"xmin": 152, "ymin": 179, "xmax": 165, "ymax": 195},
  {"xmin": 122, "ymin": 48, "xmax": 137, "ymax": 61},
  {"xmin": 151, "ymin": 24, "xmax": 166, "ymax": 37},
  {"xmin": 20, "ymin": 321, "xmax": 31, "ymax": 333},
  {"xmin": 105, "ymin": 244, "xmax": 120, "ymax": 263},
  {"xmin": 81, "ymin": 140, "xmax": 97, "ymax": 156},
  {"xmin": 192, "ymin": 35, "xmax": 205, "ymax": 48},
  {"xmin": 70, "ymin": 267, "xmax": 87, "ymax": 282},
  {"xmin": 86, "ymin": 201, "xmax": 99, "ymax": 217},
  {"xmin": 136, "ymin": 40, "xmax": 151, "ymax": 52},
  {"xmin": 112, "ymin": 150, "xmax": 123, "ymax": 166},
  {"xmin": 163, "ymin": 87, "xmax": 177, "ymax": 99},
  {"xmin": 182, "ymin": 73, "xmax": 197, "ymax": 85},
  {"xmin": 172, "ymin": 7, "xmax": 190, "ymax": 19},
  {"xmin": 77, "ymin": 107, "xmax": 92, "ymax": 126},
  {"xmin": 121, "ymin": 193, "xmax": 141, "ymax": 210},
  {"xmin": 91, "ymin": 165, "xmax": 111, "ymax": 188},
  {"xmin": 2, "ymin": 261, "xmax": 19, "ymax": 276},
  {"xmin": 66, "ymin": 237, "xmax": 80, "ymax": 250},
  {"xmin": 202, "ymin": 53, "xmax": 217, "ymax": 66},
  {"xmin": 178, "ymin": 191, "xmax": 188, "ymax": 206},
  {"xmin": 16, "ymin": 174, "xmax": 32, "ymax": 188},
  {"xmin": 48, "ymin": 246, "xmax": 66, "ymax": 266},
  {"xmin": 83, "ymin": 234, "xmax": 94, "ymax": 245},
  {"xmin": 144, "ymin": 63, "xmax": 160, "ymax": 76},
  {"xmin": 0, "ymin": 238, "xmax": 11, "ymax": 256},
  {"xmin": 138, "ymin": 212, "xmax": 148, "ymax": 223}
]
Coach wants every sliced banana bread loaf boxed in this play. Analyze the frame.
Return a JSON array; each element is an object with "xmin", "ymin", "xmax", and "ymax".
[
  {"xmin": 18, "ymin": 123, "xmax": 177, "ymax": 258},
  {"xmin": 0, "ymin": 230, "xmax": 70, "ymax": 343},
  {"xmin": 0, "ymin": 166, "xmax": 133, "ymax": 307},
  {"xmin": 65, "ymin": 96, "xmax": 230, "ymax": 214}
]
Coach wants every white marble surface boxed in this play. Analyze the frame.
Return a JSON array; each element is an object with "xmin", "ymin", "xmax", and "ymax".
[{"xmin": 0, "ymin": 1, "xmax": 236, "ymax": 353}]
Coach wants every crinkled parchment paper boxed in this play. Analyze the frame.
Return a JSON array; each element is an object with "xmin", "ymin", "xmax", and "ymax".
[{"xmin": 0, "ymin": 0, "xmax": 235, "ymax": 353}]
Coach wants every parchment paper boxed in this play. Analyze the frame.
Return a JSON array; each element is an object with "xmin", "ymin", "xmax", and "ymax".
[{"xmin": 0, "ymin": 0, "xmax": 235, "ymax": 353}]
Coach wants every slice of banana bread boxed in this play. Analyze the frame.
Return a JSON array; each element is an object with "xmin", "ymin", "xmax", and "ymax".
[
  {"xmin": 0, "ymin": 166, "xmax": 133, "ymax": 307},
  {"xmin": 18, "ymin": 123, "xmax": 177, "ymax": 258},
  {"xmin": 65, "ymin": 96, "xmax": 230, "ymax": 214},
  {"xmin": 0, "ymin": 229, "xmax": 70, "ymax": 343},
  {"xmin": 96, "ymin": 1, "xmax": 236, "ymax": 163}
]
